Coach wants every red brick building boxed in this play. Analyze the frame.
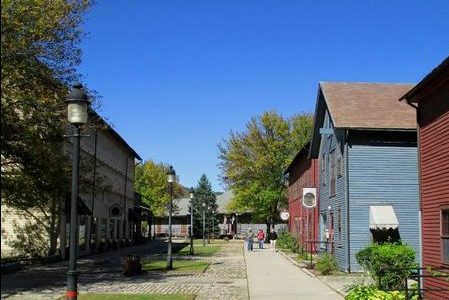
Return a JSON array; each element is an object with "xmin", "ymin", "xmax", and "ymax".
[
  {"xmin": 401, "ymin": 57, "xmax": 449, "ymax": 299},
  {"xmin": 285, "ymin": 144, "xmax": 319, "ymax": 252}
]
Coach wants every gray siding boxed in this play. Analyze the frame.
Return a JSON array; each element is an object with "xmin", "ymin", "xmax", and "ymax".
[
  {"xmin": 318, "ymin": 111, "xmax": 348, "ymax": 271},
  {"xmin": 348, "ymin": 145, "xmax": 420, "ymax": 271}
]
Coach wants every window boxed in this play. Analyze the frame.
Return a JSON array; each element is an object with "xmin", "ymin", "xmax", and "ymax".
[
  {"xmin": 336, "ymin": 155, "xmax": 342, "ymax": 177},
  {"xmin": 320, "ymin": 213, "xmax": 328, "ymax": 249},
  {"xmin": 321, "ymin": 153, "xmax": 326, "ymax": 186},
  {"xmin": 442, "ymin": 209, "xmax": 449, "ymax": 264},
  {"xmin": 337, "ymin": 208, "xmax": 342, "ymax": 242},
  {"xmin": 330, "ymin": 149, "xmax": 336, "ymax": 196}
]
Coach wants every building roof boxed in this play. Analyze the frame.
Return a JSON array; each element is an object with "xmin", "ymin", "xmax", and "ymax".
[
  {"xmin": 309, "ymin": 82, "xmax": 417, "ymax": 158},
  {"xmin": 172, "ymin": 190, "xmax": 236, "ymax": 216},
  {"xmin": 284, "ymin": 142, "xmax": 311, "ymax": 175},
  {"xmin": 320, "ymin": 82, "xmax": 416, "ymax": 130},
  {"xmin": 90, "ymin": 110, "xmax": 142, "ymax": 160},
  {"xmin": 399, "ymin": 56, "xmax": 449, "ymax": 104}
]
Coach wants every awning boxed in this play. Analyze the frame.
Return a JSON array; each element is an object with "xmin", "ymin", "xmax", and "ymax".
[{"xmin": 369, "ymin": 206, "xmax": 399, "ymax": 230}]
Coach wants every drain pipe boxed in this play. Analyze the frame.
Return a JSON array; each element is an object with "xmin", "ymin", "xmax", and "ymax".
[{"xmin": 344, "ymin": 130, "xmax": 351, "ymax": 273}]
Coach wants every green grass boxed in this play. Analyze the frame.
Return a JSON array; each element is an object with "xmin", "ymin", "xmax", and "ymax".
[
  {"xmin": 57, "ymin": 294, "xmax": 195, "ymax": 300},
  {"xmin": 143, "ymin": 259, "xmax": 209, "ymax": 273},
  {"xmin": 178, "ymin": 242, "xmax": 221, "ymax": 256}
]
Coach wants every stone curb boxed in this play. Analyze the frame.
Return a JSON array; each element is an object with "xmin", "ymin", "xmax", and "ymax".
[{"xmin": 277, "ymin": 250, "xmax": 346, "ymax": 298}]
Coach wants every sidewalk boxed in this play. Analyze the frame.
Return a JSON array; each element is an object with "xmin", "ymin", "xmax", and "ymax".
[{"xmin": 245, "ymin": 244, "xmax": 343, "ymax": 300}]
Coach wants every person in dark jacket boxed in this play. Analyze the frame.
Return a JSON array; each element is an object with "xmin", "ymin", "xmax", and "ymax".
[{"xmin": 269, "ymin": 229, "xmax": 278, "ymax": 252}]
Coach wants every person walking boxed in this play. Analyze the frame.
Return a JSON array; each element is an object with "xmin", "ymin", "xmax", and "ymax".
[
  {"xmin": 269, "ymin": 228, "xmax": 278, "ymax": 252},
  {"xmin": 257, "ymin": 229, "xmax": 265, "ymax": 249},
  {"xmin": 246, "ymin": 228, "xmax": 254, "ymax": 251}
]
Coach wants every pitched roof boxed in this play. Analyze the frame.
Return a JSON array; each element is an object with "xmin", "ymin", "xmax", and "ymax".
[
  {"xmin": 400, "ymin": 56, "xmax": 449, "ymax": 103},
  {"xmin": 320, "ymin": 82, "xmax": 416, "ymax": 129}
]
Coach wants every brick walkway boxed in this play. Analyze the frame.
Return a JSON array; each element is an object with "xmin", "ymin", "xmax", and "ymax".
[{"xmin": 1, "ymin": 240, "xmax": 248, "ymax": 300}]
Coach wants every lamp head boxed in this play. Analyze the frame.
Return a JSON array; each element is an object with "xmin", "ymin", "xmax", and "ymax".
[
  {"xmin": 66, "ymin": 83, "xmax": 89, "ymax": 125},
  {"xmin": 166, "ymin": 165, "xmax": 176, "ymax": 183}
]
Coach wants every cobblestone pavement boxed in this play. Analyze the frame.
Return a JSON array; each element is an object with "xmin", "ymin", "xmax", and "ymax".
[{"xmin": 1, "ymin": 239, "xmax": 248, "ymax": 300}]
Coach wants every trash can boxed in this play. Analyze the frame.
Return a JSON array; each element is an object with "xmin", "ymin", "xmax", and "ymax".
[{"xmin": 123, "ymin": 254, "xmax": 142, "ymax": 275}]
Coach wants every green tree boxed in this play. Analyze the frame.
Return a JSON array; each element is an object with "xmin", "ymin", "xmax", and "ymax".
[
  {"xmin": 134, "ymin": 160, "xmax": 184, "ymax": 217},
  {"xmin": 1, "ymin": 0, "xmax": 91, "ymax": 256},
  {"xmin": 218, "ymin": 111, "xmax": 313, "ymax": 233},
  {"xmin": 191, "ymin": 174, "xmax": 218, "ymax": 238}
]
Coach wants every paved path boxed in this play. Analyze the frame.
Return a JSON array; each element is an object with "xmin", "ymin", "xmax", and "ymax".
[{"xmin": 245, "ymin": 245, "xmax": 343, "ymax": 300}]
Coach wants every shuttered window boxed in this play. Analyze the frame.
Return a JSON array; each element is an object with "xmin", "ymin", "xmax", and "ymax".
[
  {"xmin": 442, "ymin": 209, "xmax": 449, "ymax": 264},
  {"xmin": 330, "ymin": 149, "xmax": 336, "ymax": 196}
]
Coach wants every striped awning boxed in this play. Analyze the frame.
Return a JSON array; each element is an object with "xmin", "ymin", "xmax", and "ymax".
[{"xmin": 369, "ymin": 206, "xmax": 399, "ymax": 230}]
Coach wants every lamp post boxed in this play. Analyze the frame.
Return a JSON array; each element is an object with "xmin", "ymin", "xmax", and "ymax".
[
  {"xmin": 211, "ymin": 209, "xmax": 215, "ymax": 241},
  {"xmin": 207, "ymin": 206, "xmax": 211, "ymax": 244},
  {"xmin": 189, "ymin": 187, "xmax": 195, "ymax": 255},
  {"xmin": 202, "ymin": 201, "xmax": 206, "ymax": 246},
  {"xmin": 66, "ymin": 83, "xmax": 89, "ymax": 300},
  {"xmin": 166, "ymin": 166, "xmax": 175, "ymax": 270}
]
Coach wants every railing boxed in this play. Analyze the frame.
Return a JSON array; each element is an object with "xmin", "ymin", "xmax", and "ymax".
[
  {"xmin": 302, "ymin": 240, "xmax": 335, "ymax": 267},
  {"xmin": 378, "ymin": 266, "xmax": 449, "ymax": 300}
]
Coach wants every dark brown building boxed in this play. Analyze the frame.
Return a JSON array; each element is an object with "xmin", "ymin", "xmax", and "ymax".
[{"xmin": 400, "ymin": 56, "xmax": 449, "ymax": 299}]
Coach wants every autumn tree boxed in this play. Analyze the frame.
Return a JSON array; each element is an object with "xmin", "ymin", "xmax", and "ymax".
[
  {"xmin": 218, "ymin": 111, "xmax": 313, "ymax": 234},
  {"xmin": 134, "ymin": 160, "xmax": 185, "ymax": 218},
  {"xmin": 1, "ymin": 0, "xmax": 91, "ymax": 256}
]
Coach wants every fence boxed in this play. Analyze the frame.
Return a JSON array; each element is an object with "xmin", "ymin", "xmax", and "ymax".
[{"xmin": 379, "ymin": 266, "xmax": 449, "ymax": 300}]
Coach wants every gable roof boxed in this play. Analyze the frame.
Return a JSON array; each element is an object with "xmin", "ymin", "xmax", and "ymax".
[
  {"xmin": 320, "ymin": 82, "xmax": 416, "ymax": 129},
  {"xmin": 399, "ymin": 56, "xmax": 449, "ymax": 103},
  {"xmin": 309, "ymin": 82, "xmax": 416, "ymax": 158},
  {"xmin": 284, "ymin": 142, "xmax": 311, "ymax": 175}
]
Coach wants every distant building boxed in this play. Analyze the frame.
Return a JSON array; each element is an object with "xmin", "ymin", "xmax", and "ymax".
[
  {"xmin": 400, "ymin": 57, "xmax": 449, "ymax": 299},
  {"xmin": 285, "ymin": 143, "xmax": 319, "ymax": 252},
  {"xmin": 1, "ymin": 111, "xmax": 142, "ymax": 258},
  {"xmin": 152, "ymin": 190, "xmax": 286, "ymax": 239},
  {"xmin": 309, "ymin": 82, "xmax": 420, "ymax": 272}
]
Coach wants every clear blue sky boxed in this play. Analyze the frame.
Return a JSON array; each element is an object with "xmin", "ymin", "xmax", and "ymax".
[{"xmin": 78, "ymin": 1, "xmax": 449, "ymax": 192}]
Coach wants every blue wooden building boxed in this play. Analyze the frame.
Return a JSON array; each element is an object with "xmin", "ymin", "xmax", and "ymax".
[{"xmin": 309, "ymin": 82, "xmax": 420, "ymax": 272}]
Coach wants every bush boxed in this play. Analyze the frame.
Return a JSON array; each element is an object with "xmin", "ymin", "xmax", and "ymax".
[
  {"xmin": 345, "ymin": 284, "xmax": 419, "ymax": 300},
  {"xmin": 315, "ymin": 253, "xmax": 337, "ymax": 275},
  {"xmin": 277, "ymin": 232, "xmax": 300, "ymax": 253},
  {"xmin": 356, "ymin": 243, "xmax": 416, "ymax": 290}
]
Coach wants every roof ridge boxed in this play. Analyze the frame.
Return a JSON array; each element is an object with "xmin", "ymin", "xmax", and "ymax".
[{"xmin": 320, "ymin": 81, "xmax": 415, "ymax": 86}]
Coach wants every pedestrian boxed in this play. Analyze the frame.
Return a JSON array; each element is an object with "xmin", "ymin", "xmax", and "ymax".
[
  {"xmin": 269, "ymin": 228, "xmax": 278, "ymax": 252},
  {"xmin": 257, "ymin": 229, "xmax": 265, "ymax": 249},
  {"xmin": 246, "ymin": 228, "xmax": 254, "ymax": 251}
]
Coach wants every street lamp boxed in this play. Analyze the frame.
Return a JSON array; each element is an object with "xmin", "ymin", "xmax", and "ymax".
[
  {"xmin": 189, "ymin": 187, "xmax": 195, "ymax": 255},
  {"xmin": 202, "ymin": 201, "xmax": 206, "ymax": 246},
  {"xmin": 66, "ymin": 83, "xmax": 89, "ymax": 300},
  {"xmin": 211, "ymin": 209, "xmax": 215, "ymax": 241},
  {"xmin": 208, "ymin": 206, "xmax": 211, "ymax": 244},
  {"xmin": 166, "ymin": 165, "xmax": 175, "ymax": 270}
]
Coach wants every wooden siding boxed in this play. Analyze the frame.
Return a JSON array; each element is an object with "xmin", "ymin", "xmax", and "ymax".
[
  {"xmin": 287, "ymin": 151, "xmax": 319, "ymax": 252},
  {"xmin": 348, "ymin": 144, "xmax": 420, "ymax": 272},
  {"xmin": 318, "ymin": 111, "xmax": 349, "ymax": 271},
  {"xmin": 420, "ymin": 98, "xmax": 449, "ymax": 299}
]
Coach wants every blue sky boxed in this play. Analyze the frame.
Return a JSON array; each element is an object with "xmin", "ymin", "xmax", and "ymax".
[{"xmin": 79, "ymin": 1, "xmax": 449, "ymax": 191}]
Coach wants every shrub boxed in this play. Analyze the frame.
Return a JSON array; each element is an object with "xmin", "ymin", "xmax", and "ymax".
[
  {"xmin": 345, "ymin": 284, "xmax": 419, "ymax": 300},
  {"xmin": 315, "ymin": 253, "xmax": 337, "ymax": 275},
  {"xmin": 356, "ymin": 243, "xmax": 416, "ymax": 290},
  {"xmin": 277, "ymin": 232, "xmax": 299, "ymax": 252}
]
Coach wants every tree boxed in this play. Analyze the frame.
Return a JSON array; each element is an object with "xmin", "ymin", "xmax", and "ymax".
[
  {"xmin": 134, "ymin": 160, "xmax": 184, "ymax": 217},
  {"xmin": 191, "ymin": 174, "xmax": 218, "ymax": 238},
  {"xmin": 218, "ymin": 111, "xmax": 313, "ymax": 234},
  {"xmin": 1, "ymin": 0, "xmax": 91, "ymax": 256}
]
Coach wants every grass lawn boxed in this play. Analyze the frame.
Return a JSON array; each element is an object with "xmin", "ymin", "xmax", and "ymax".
[
  {"xmin": 143, "ymin": 259, "xmax": 209, "ymax": 273},
  {"xmin": 178, "ymin": 241, "xmax": 221, "ymax": 257},
  {"xmin": 57, "ymin": 294, "xmax": 195, "ymax": 300}
]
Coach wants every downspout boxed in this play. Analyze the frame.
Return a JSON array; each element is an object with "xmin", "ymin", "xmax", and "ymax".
[
  {"xmin": 123, "ymin": 156, "xmax": 129, "ymax": 240},
  {"xmin": 88, "ymin": 128, "xmax": 98, "ymax": 251},
  {"xmin": 345, "ymin": 130, "xmax": 351, "ymax": 273},
  {"xmin": 404, "ymin": 99, "xmax": 423, "ymax": 277}
]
